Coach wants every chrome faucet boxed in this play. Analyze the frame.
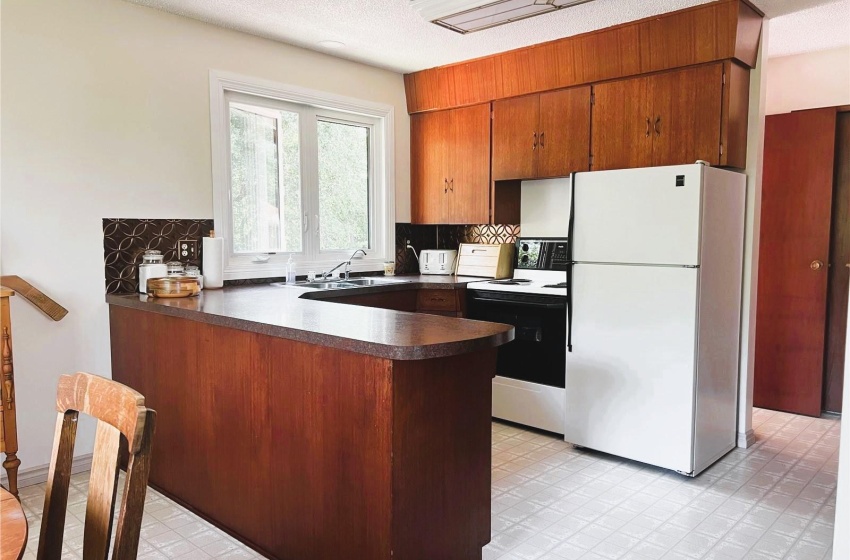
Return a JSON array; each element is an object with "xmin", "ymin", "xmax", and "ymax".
[{"xmin": 321, "ymin": 249, "xmax": 367, "ymax": 280}]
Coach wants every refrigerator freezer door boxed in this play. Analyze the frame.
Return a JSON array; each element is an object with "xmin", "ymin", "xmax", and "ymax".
[
  {"xmin": 573, "ymin": 165, "xmax": 703, "ymax": 266},
  {"xmin": 565, "ymin": 263, "xmax": 698, "ymax": 473}
]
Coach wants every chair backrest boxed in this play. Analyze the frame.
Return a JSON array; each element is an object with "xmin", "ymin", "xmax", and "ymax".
[{"xmin": 37, "ymin": 372, "xmax": 156, "ymax": 560}]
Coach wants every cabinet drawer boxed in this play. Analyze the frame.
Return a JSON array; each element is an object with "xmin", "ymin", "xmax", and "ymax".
[{"xmin": 417, "ymin": 289, "xmax": 459, "ymax": 312}]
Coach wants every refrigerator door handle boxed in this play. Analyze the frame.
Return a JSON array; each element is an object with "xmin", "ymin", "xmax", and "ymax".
[{"xmin": 567, "ymin": 172, "xmax": 577, "ymax": 352}]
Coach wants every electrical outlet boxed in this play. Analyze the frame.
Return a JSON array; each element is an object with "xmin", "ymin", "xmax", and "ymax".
[{"xmin": 178, "ymin": 239, "xmax": 198, "ymax": 261}]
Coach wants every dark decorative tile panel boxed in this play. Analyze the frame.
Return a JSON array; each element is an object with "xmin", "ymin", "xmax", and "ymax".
[
  {"xmin": 394, "ymin": 223, "xmax": 520, "ymax": 274},
  {"xmin": 461, "ymin": 224, "xmax": 520, "ymax": 245},
  {"xmin": 106, "ymin": 220, "xmax": 521, "ymax": 293},
  {"xmin": 103, "ymin": 219, "xmax": 213, "ymax": 294},
  {"xmin": 396, "ymin": 223, "xmax": 437, "ymax": 274}
]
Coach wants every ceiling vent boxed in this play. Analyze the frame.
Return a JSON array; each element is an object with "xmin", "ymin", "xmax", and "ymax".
[{"xmin": 411, "ymin": 0, "xmax": 596, "ymax": 34}]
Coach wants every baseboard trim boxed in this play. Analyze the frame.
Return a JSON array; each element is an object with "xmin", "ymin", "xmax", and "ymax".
[
  {"xmin": 737, "ymin": 429, "xmax": 756, "ymax": 448},
  {"xmin": 1, "ymin": 453, "xmax": 93, "ymax": 489}
]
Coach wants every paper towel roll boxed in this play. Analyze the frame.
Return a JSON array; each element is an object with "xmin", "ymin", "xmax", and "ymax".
[{"xmin": 202, "ymin": 234, "xmax": 224, "ymax": 289}]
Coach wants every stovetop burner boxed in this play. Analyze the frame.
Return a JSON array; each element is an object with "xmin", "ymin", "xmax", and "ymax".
[
  {"xmin": 489, "ymin": 279, "xmax": 533, "ymax": 285},
  {"xmin": 542, "ymin": 282, "xmax": 568, "ymax": 289}
]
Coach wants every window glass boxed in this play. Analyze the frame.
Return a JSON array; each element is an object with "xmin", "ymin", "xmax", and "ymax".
[
  {"xmin": 229, "ymin": 105, "xmax": 302, "ymax": 253},
  {"xmin": 279, "ymin": 111, "xmax": 303, "ymax": 252},
  {"xmin": 317, "ymin": 120, "xmax": 370, "ymax": 251}
]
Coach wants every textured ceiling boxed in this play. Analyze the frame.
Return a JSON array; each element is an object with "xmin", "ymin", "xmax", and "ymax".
[
  {"xmin": 767, "ymin": 0, "xmax": 850, "ymax": 57},
  {"xmin": 127, "ymin": 0, "xmax": 850, "ymax": 73}
]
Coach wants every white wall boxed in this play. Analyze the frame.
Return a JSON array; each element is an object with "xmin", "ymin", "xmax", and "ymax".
[
  {"xmin": 520, "ymin": 178, "xmax": 571, "ymax": 237},
  {"xmin": 737, "ymin": 21, "xmax": 768, "ymax": 448},
  {"xmin": 765, "ymin": 46, "xmax": 850, "ymax": 115},
  {"xmin": 0, "ymin": 0, "xmax": 410, "ymax": 471}
]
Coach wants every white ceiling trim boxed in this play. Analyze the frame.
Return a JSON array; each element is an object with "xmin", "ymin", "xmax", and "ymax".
[{"xmin": 126, "ymin": 0, "xmax": 850, "ymax": 73}]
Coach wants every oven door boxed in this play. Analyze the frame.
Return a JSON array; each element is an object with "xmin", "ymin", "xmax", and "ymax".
[{"xmin": 467, "ymin": 290, "xmax": 567, "ymax": 388}]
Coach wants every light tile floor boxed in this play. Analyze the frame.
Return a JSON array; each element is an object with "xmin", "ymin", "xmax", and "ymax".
[{"xmin": 15, "ymin": 408, "xmax": 839, "ymax": 560}]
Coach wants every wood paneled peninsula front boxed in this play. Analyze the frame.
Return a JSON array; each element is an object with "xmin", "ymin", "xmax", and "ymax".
[{"xmin": 106, "ymin": 277, "xmax": 513, "ymax": 560}]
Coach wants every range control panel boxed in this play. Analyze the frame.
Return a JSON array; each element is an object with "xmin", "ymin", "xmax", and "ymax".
[{"xmin": 516, "ymin": 238, "xmax": 569, "ymax": 271}]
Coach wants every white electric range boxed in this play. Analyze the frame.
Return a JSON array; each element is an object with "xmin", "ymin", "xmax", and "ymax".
[{"xmin": 466, "ymin": 238, "xmax": 568, "ymax": 434}]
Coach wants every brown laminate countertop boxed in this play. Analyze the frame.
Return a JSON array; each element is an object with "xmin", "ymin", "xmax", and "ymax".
[{"xmin": 106, "ymin": 275, "xmax": 513, "ymax": 361}]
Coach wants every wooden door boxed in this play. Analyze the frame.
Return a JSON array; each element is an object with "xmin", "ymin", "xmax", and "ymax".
[
  {"xmin": 411, "ymin": 110, "xmax": 448, "ymax": 224},
  {"xmin": 754, "ymin": 108, "xmax": 837, "ymax": 417},
  {"xmin": 537, "ymin": 87, "xmax": 592, "ymax": 178},
  {"xmin": 492, "ymin": 94, "xmax": 538, "ymax": 180},
  {"xmin": 448, "ymin": 104, "xmax": 491, "ymax": 224},
  {"xmin": 649, "ymin": 64, "xmax": 724, "ymax": 167},
  {"xmin": 590, "ymin": 77, "xmax": 652, "ymax": 171},
  {"xmin": 824, "ymin": 111, "xmax": 850, "ymax": 413}
]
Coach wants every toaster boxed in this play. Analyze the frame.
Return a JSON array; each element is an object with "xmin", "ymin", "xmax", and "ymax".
[{"xmin": 419, "ymin": 250, "xmax": 458, "ymax": 275}]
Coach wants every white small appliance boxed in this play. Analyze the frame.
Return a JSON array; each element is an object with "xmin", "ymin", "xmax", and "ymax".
[
  {"xmin": 419, "ymin": 249, "xmax": 457, "ymax": 275},
  {"xmin": 566, "ymin": 163, "xmax": 746, "ymax": 476}
]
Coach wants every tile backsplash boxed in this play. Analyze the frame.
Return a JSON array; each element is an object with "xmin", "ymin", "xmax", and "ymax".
[
  {"xmin": 103, "ymin": 218, "xmax": 213, "ymax": 294},
  {"xmin": 103, "ymin": 219, "xmax": 519, "ymax": 293},
  {"xmin": 395, "ymin": 223, "xmax": 520, "ymax": 274}
]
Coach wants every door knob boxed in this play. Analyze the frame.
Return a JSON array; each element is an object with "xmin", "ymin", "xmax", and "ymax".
[{"xmin": 810, "ymin": 260, "xmax": 824, "ymax": 270}]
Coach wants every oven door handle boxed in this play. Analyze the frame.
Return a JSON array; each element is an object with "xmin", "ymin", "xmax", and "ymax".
[{"xmin": 469, "ymin": 297, "xmax": 565, "ymax": 310}]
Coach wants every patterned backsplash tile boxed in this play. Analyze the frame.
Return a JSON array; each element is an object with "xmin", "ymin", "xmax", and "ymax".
[
  {"xmin": 104, "ymin": 219, "xmax": 519, "ymax": 293},
  {"xmin": 395, "ymin": 223, "xmax": 520, "ymax": 274},
  {"xmin": 103, "ymin": 219, "xmax": 213, "ymax": 294}
]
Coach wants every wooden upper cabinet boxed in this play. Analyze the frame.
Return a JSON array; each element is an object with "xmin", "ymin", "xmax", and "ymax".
[
  {"xmin": 649, "ymin": 64, "xmax": 724, "ymax": 167},
  {"xmin": 493, "ymin": 95, "xmax": 539, "ymax": 181},
  {"xmin": 538, "ymin": 87, "xmax": 592, "ymax": 178},
  {"xmin": 493, "ymin": 86, "xmax": 591, "ymax": 181},
  {"xmin": 449, "ymin": 104, "xmax": 491, "ymax": 224},
  {"xmin": 591, "ymin": 63, "xmax": 729, "ymax": 171},
  {"xmin": 403, "ymin": 0, "xmax": 762, "ymax": 114},
  {"xmin": 411, "ymin": 104, "xmax": 491, "ymax": 225},
  {"xmin": 411, "ymin": 110, "xmax": 448, "ymax": 224},
  {"xmin": 590, "ymin": 77, "xmax": 652, "ymax": 171}
]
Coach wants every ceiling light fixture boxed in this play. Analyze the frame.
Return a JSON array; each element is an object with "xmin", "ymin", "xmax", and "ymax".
[
  {"xmin": 317, "ymin": 40, "xmax": 346, "ymax": 49},
  {"xmin": 411, "ymin": 0, "xmax": 596, "ymax": 34}
]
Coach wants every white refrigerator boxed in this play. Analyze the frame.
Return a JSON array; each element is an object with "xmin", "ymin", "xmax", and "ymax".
[{"xmin": 565, "ymin": 164, "xmax": 746, "ymax": 476}]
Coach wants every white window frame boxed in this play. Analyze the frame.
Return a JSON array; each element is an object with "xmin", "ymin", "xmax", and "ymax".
[{"xmin": 210, "ymin": 70, "xmax": 395, "ymax": 280}]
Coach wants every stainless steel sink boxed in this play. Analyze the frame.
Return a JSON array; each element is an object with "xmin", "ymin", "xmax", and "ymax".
[
  {"xmin": 300, "ymin": 282, "xmax": 356, "ymax": 289},
  {"xmin": 343, "ymin": 278, "xmax": 410, "ymax": 286},
  {"xmin": 271, "ymin": 277, "xmax": 410, "ymax": 290}
]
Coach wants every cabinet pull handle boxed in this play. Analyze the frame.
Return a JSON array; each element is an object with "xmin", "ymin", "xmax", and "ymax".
[
  {"xmin": 645, "ymin": 117, "xmax": 651, "ymax": 137},
  {"xmin": 654, "ymin": 116, "xmax": 661, "ymax": 135},
  {"xmin": 532, "ymin": 132, "xmax": 538, "ymax": 150},
  {"xmin": 540, "ymin": 132, "xmax": 545, "ymax": 148},
  {"xmin": 444, "ymin": 178, "xmax": 448, "ymax": 193},
  {"xmin": 449, "ymin": 178, "xmax": 454, "ymax": 192}
]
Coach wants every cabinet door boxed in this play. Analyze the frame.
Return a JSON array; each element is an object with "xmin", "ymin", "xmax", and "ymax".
[
  {"xmin": 538, "ymin": 87, "xmax": 592, "ymax": 178},
  {"xmin": 649, "ymin": 64, "xmax": 723, "ymax": 167},
  {"xmin": 449, "ymin": 104, "xmax": 491, "ymax": 224},
  {"xmin": 590, "ymin": 77, "xmax": 652, "ymax": 171},
  {"xmin": 410, "ymin": 110, "xmax": 448, "ymax": 224},
  {"xmin": 492, "ymin": 95, "xmax": 539, "ymax": 181}
]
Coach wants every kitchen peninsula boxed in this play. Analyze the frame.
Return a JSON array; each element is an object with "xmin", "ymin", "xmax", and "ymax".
[{"xmin": 107, "ymin": 279, "xmax": 513, "ymax": 560}]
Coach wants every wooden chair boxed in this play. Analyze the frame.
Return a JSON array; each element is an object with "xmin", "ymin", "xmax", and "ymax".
[
  {"xmin": 37, "ymin": 372, "xmax": 156, "ymax": 560},
  {"xmin": 1, "ymin": 287, "xmax": 21, "ymax": 497}
]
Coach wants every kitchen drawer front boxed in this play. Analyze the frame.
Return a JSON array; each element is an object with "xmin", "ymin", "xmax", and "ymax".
[
  {"xmin": 417, "ymin": 289, "xmax": 459, "ymax": 312},
  {"xmin": 459, "ymin": 244, "xmax": 503, "ymax": 257}
]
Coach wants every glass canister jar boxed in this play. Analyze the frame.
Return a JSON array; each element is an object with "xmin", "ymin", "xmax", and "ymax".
[
  {"xmin": 184, "ymin": 264, "xmax": 204, "ymax": 290},
  {"xmin": 166, "ymin": 261, "xmax": 185, "ymax": 276},
  {"xmin": 138, "ymin": 250, "xmax": 168, "ymax": 294}
]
